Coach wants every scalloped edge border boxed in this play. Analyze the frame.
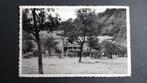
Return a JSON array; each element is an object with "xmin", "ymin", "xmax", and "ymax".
[{"xmin": 19, "ymin": 6, "xmax": 131, "ymax": 77}]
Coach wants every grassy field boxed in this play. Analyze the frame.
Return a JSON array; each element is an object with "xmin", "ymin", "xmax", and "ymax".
[{"xmin": 21, "ymin": 56, "xmax": 128, "ymax": 74}]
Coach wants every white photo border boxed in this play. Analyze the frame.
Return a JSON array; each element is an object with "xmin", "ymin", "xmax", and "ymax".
[{"xmin": 19, "ymin": 6, "xmax": 131, "ymax": 77}]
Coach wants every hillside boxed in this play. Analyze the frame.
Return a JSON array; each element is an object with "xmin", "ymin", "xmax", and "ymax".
[
  {"xmin": 97, "ymin": 9, "xmax": 127, "ymax": 46},
  {"xmin": 57, "ymin": 8, "xmax": 127, "ymax": 46}
]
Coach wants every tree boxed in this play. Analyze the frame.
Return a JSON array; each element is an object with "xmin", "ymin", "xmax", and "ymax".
[
  {"xmin": 87, "ymin": 37, "xmax": 100, "ymax": 56},
  {"xmin": 58, "ymin": 18, "xmax": 77, "ymax": 44},
  {"xmin": 22, "ymin": 40, "xmax": 34, "ymax": 53},
  {"xmin": 22, "ymin": 31, "xmax": 35, "ymax": 54},
  {"xmin": 22, "ymin": 8, "xmax": 61, "ymax": 74},
  {"xmin": 59, "ymin": 18, "xmax": 74, "ymax": 36},
  {"xmin": 74, "ymin": 8, "xmax": 98, "ymax": 62},
  {"xmin": 101, "ymin": 40, "xmax": 119, "ymax": 59},
  {"xmin": 43, "ymin": 37, "xmax": 59, "ymax": 57}
]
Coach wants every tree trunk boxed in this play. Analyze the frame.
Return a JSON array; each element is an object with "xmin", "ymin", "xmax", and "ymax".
[
  {"xmin": 36, "ymin": 38, "xmax": 43, "ymax": 74},
  {"xmin": 79, "ymin": 42, "xmax": 84, "ymax": 62},
  {"xmin": 32, "ymin": 9, "xmax": 43, "ymax": 74}
]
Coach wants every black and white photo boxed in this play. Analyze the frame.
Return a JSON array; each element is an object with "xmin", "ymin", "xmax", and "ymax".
[{"xmin": 19, "ymin": 6, "xmax": 131, "ymax": 77}]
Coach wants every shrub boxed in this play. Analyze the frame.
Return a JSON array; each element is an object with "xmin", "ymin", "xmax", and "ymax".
[
  {"xmin": 33, "ymin": 50, "xmax": 40, "ymax": 57},
  {"xmin": 90, "ymin": 50, "xmax": 101, "ymax": 58},
  {"xmin": 22, "ymin": 40, "xmax": 35, "ymax": 54},
  {"xmin": 116, "ymin": 45, "xmax": 127, "ymax": 57},
  {"xmin": 67, "ymin": 51, "xmax": 77, "ymax": 57},
  {"xmin": 100, "ymin": 40, "xmax": 127, "ymax": 58},
  {"xmin": 82, "ymin": 50, "xmax": 90, "ymax": 57},
  {"xmin": 23, "ymin": 52, "xmax": 33, "ymax": 58},
  {"xmin": 54, "ymin": 48, "xmax": 63, "ymax": 58}
]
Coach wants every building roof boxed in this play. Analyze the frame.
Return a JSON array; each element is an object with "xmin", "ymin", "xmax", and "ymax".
[{"xmin": 97, "ymin": 35, "xmax": 113, "ymax": 43}]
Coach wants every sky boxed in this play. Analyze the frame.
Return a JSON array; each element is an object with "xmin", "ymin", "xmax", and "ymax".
[{"xmin": 52, "ymin": 7, "xmax": 107, "ymax": 21}]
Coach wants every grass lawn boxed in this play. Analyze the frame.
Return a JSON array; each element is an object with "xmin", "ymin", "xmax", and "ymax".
[{"xmin": 21, "ymin": 56, "xmax": 128, "ymax": 74}]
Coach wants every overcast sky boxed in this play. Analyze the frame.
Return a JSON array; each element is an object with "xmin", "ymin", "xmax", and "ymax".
[{"xmin": 53, "ymin": 7, "xmax": 107, "ymax": 21}]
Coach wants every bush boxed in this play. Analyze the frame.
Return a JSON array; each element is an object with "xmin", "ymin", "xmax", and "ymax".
[
  {"xmin": 116, "ymin": 45, "xmax": 127, "ymax": 57},
  {"xmin": 100, "ymin": 40, "xmax": 127, "ymax": 58},
  {"xmin": 82, "ymin": 50, "xmax": 90, "ymax": 57},
  {"xmin": 33, "ymin": 50, "xmax": 40, "ymax": 57},
  {"xmin": 23, "ymin": 52, "xmax": 33, "ymax": 58},
  {"xmin": 22, "ymin": 40, "xmax": 35, "ymax": 54},
  {"xmin": 67, "ymin": 51, "xmax": 77, "ymax": 57},
  {"xmin": 90, "ymin": 50, "xmax": 101, "ymax": 58},
  {"xmin": 55, "ymin": 48, "xmax": 62, "ymax": 54}
]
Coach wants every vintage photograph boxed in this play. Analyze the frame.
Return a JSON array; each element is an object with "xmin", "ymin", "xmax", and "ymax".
[{"xmin": 19, "ymin": 6, "xmax": 131, "ymax": 77}]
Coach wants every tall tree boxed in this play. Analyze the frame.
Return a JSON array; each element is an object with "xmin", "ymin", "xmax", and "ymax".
[
  {"xmin": 22, "ymin": 8, "xmax": 60, "ymax": 74},
  {"xmin": 74, "ymin": 8, "xmax": 98, "ymax": 62}
]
